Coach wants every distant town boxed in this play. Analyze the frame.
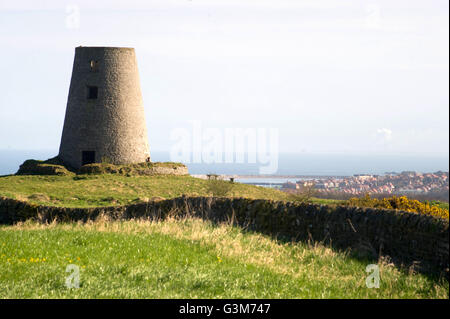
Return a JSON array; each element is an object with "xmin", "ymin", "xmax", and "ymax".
[
  {"xmin": 193, "ymin": 171, "xmax": 449, "ymax": 201},
  {"xmin": 281, "ymin": 171, "xmax": 449, "ymax": 196}
]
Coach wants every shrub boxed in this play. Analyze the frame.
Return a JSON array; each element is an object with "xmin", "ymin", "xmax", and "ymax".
[
  {"xmin": 347, "ymin": 194, "xmax": 449, "ymax": 219},
  {"xmin": 206, "ymin": 177, "xmax": 233, "ymax": 197},
  {"xmin": 289, "ymin": 183, "xmax": 317, "ymax": 204}
]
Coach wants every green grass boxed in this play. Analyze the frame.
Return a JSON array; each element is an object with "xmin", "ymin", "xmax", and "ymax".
[
  {"xmin": 0, "ymin": 218, "xmax": 447, "ymax": 299},
  {"xmin": 0, "ymin": 174, "xmax": 446, "ymax": 299},
  {"xmin": 426, "ymin": 200, "xmax": 449, "ymax": 211},
  {"xmin": 0, "ymin": 174, "xmax": 339, "ymax": 208}
]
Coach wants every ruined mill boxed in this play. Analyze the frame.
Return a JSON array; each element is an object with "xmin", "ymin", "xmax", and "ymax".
[{"xmin": 58, "ymin": 46, "xmax": 150, "ymax": 169}]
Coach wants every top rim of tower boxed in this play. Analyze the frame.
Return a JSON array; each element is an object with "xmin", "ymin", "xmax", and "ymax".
[{"xmin": 75, "ymin": 46, "xmax": 135, "ymax": 51}]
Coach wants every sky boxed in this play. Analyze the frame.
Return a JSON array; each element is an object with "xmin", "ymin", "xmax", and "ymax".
[{"xmin": 0, "ymin": 0, "xmax": 448, "ymax": 157}]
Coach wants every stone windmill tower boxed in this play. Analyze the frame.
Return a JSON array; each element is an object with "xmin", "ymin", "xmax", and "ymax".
[{"xmin": 58, "ymin": 46, "xmax": 150, "ymax": 169}]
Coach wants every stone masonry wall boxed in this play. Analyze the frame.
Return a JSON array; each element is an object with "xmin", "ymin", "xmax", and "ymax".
[
  {"xmin": 59, "ymin": 47, "xmax": 150, "ymax": 169},
  {"xmin": 0, "ymin": 196, "xmax": 448, "ymax": 274}
]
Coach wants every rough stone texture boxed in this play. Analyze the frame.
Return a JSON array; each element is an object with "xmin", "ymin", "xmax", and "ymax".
[
  {"xmin": 0, "ymin": 196, "xmax": 448, "ymax": 275},
  {"xmin": 59, "ymin": 47, "xmax": 150, "ymax": 169},
  {"xmin": 77, "ymin": 162, "xmax": 188, "ymax": 175},
  {"xmin": 149, "ymin": 166, "xmax": 189, "ymax": 175}
]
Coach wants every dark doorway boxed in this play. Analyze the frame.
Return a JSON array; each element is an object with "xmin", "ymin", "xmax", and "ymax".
[
  {"xmin": 87, "ymin": 86, "xmax": 98, "ymax": 99},
  {"xmin": 82, "ymin": 151, "xmax": 95, "ymax": 166}
]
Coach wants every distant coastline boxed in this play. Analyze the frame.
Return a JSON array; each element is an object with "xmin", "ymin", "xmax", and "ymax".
[{"xmin": 0, "ymin": 149, "xmax": 448, "ymax": 176}]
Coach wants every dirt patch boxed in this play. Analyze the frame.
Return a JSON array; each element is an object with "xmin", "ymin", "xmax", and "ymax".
[{"xmin": 27, "ymin": 193, "xmax": 51, "ymax": 201}]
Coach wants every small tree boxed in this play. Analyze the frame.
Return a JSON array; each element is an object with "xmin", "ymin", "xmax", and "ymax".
[
  {"xmin": 206, "ymin": 174, "xmax": 233, "ymax": 197},
  {"xmin": 290, "ymin": 182, "xmax": 317, "ymax": 204}
]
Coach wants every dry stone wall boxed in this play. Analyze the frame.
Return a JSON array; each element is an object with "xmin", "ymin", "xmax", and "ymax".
[{"xmin": 0, "ymin": 196, "xmax": 447, "ymax": 275}]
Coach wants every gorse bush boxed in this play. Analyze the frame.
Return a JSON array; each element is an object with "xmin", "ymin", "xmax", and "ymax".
[{"xmin": 348, "ymin": 194, "xmax": 449, "ymax": 219}]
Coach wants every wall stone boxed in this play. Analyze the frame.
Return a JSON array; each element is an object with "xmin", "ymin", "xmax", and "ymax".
[
  {"xmin": 76, "ymin": 162, "xmax": 188, "ymax": 176},
  {"xmin": 149, "ymin": 166, "xmax": 188, "ymax": 175},
  {"xmin": 0, "ymin": 196, "xmax": 447, "ymax": 275}
]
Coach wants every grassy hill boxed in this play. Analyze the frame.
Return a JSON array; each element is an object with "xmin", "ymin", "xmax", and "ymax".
[
  {"xmin": 0, "ymin": 173, "xmax": 448, "ymax": 299},
  {"xmin": 0, "ymin": 174, "xmax": 340, "ymax": 208},
  {"xmin": 0, "ymin": 218, "xmax": 447, "ymax": 298}
]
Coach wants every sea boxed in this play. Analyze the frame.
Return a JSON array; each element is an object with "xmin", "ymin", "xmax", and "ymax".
[{"xmin": 1, "ymin": 150, "xmax": 448, "ymax": 181}]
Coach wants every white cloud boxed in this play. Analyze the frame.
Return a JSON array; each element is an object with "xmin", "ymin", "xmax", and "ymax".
[{"xmin": 376, "ymin": 128, "xmax": 393, "ymax": 142}]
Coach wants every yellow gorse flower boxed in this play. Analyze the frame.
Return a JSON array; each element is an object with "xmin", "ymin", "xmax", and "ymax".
[{"xmin": 348, "ymin": 194, "xmax": 449, "ymax": 219}]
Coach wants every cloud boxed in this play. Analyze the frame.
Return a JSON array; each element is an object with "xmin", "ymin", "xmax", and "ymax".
[{"xmin": 376, "ymin": 128, "xmax": 393, "ymax": 142}]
